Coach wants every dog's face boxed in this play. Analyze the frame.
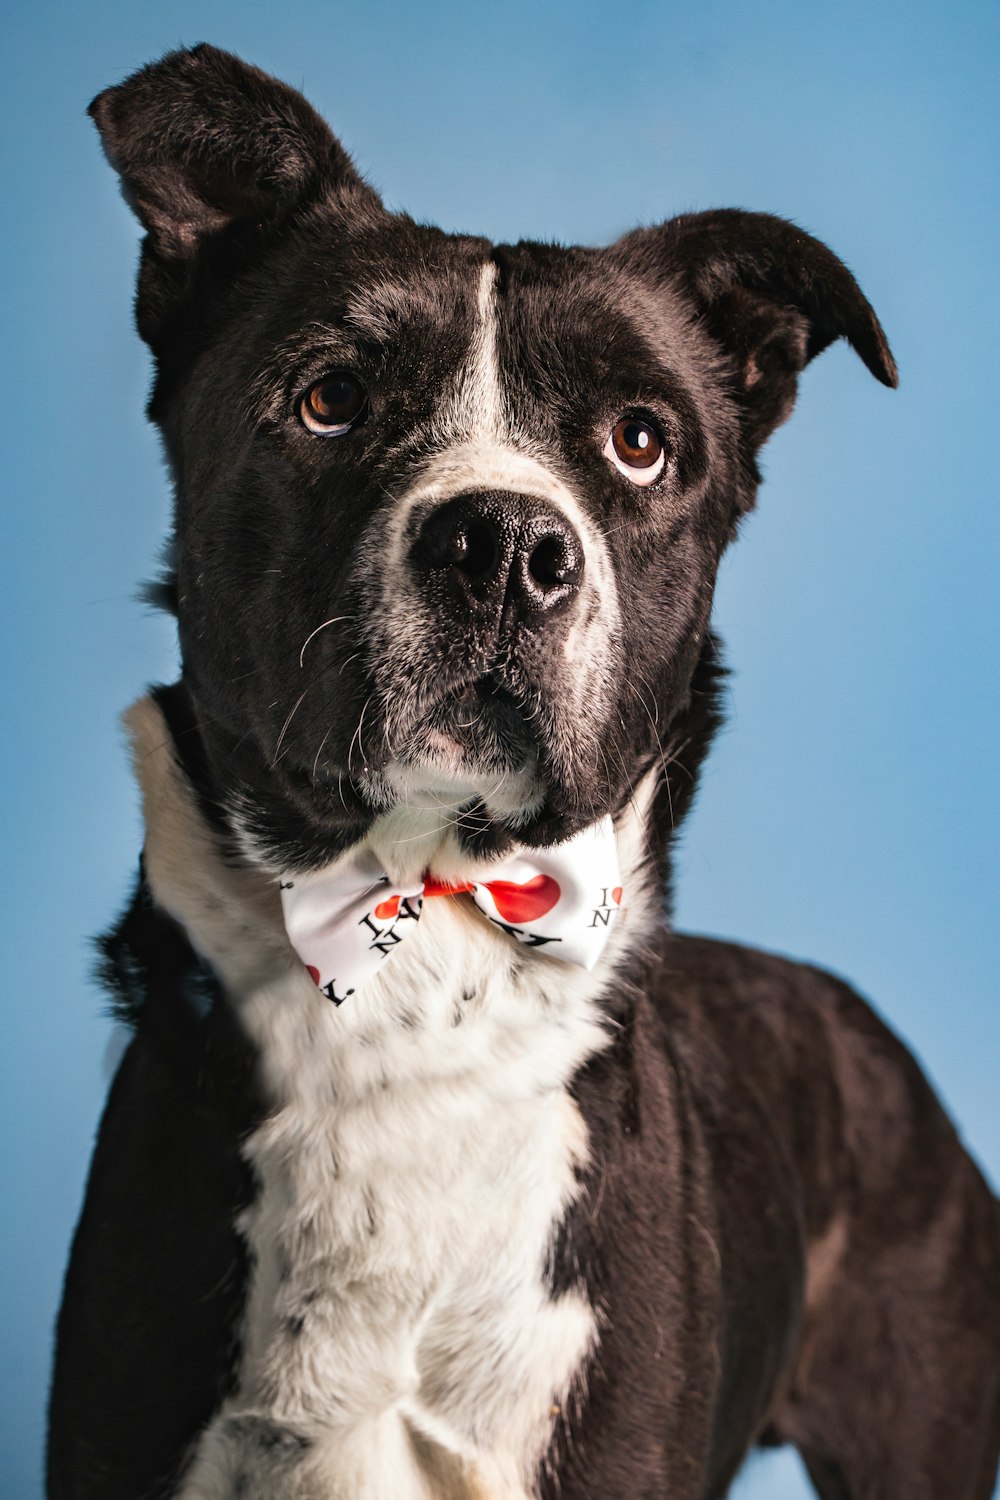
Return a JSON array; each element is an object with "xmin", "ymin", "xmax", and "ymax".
[{"xmin": 92, "ymin": 46, "xmax": 895, "ymax": 871}]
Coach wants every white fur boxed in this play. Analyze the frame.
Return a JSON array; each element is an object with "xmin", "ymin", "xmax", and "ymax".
[
  {"xmin": 127, "ymin": 698, "xmax": 661, "ymax": 1500},
  {"xmin": 436, "ymin": 261, "xmax": 506, "ymax": 444}
]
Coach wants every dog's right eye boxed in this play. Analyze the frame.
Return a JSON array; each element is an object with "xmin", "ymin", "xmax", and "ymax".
[{"xmin": 298, "ymin": 373, "xmax": 368, "ymax": 435}]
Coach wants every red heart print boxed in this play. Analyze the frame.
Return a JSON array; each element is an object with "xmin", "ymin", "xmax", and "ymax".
[
  {"xmin": 612, "ymin": 886, "xmax": 623, "ymax": 906},
  {"xmin": 306, "ymin": 965, "xmax": 321, "ymax": 986},
  {"xmin": 374, "ymin": 894, "xmax": 401, "ymax": 920},
  {"xmin": 485, "ymin": 874, "xmax": 561, "ymax": 924}
]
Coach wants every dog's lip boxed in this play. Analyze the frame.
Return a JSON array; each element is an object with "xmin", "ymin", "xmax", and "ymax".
[
  {"xmin": 382, "ymin": 671, "xmax": 545, "ymax": 817},
  {"xmin": 273, "ymin": 671, "xmax": 541, "ymax": 817},
  {"xmin": 440, "ymin": 671, "xmax": 519, "ymax": 712},
  {"xmin": 426, "ymin": 671, "xmax": 532, "ymax": 737},
  {"xmin": 389, "ymin": 670, "xmax": 539, "ymax": 776}
]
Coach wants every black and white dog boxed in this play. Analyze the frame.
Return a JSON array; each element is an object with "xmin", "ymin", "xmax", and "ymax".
[{"xmin": 49, "ymin": 44, "xmax": 1000, "ymax": 1500}]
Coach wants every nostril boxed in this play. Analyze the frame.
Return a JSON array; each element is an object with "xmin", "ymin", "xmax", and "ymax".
[
  {"xmin": 417, "ymin": 503, "xmax": 500, "ymax": 585},
  {"xmin": 528, "ymin": 533, "xmax": 580, "ymax": 590},
  {"xmin": 453, "ymin": 519, "xmax": 497, "ymax": 580}
]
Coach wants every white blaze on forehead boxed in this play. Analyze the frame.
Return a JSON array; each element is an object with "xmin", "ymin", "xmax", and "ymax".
[
  {"xmin": 436, "ymin": 260, "xmax": 506, "ymax": 445},
  {"xmin": 471, "ymin": 259, "xmax": 503, "ymax": 436}
]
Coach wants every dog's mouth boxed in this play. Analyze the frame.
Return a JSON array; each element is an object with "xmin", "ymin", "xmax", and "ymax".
[
  {"xmin": 384, "ymin": 670, "xmax": 542, "ymax": 804},
  {"xmin": 413, "ymin": 672, "xmax": 536, "ymax": 765}
]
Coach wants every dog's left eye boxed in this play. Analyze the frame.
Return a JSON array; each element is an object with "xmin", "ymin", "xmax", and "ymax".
[
  {"xmin": 603, "ymin": 416, "xmax": 666, "ymax": 486},
  {"xmin": 298, "ymin": 373, "xmax": 368, "ymax": 435}
]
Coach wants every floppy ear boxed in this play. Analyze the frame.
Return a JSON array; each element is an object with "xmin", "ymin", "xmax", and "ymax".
[
  {"xmin": 616, "ymin": 209, "xmax": 897, "ymax": 452},
  {"xmin": 89, "ymin": 44, "xmax": 377, "ymax": 343}
]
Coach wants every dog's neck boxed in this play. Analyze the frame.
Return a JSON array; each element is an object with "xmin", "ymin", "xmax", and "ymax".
[{"xmin": 123, "ymin": 692, "xmax": 665, "ymax": 1011}]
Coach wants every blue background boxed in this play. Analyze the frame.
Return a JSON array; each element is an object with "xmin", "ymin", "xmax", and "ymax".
[{"xmin": 3, "ymin": 3, "xmax": 997, "ymax": 1496}]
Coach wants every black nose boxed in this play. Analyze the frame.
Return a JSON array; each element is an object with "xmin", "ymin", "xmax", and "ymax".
[{"xmin": 412, "ymin": 491, "xmax": 584, "ymax": 626}]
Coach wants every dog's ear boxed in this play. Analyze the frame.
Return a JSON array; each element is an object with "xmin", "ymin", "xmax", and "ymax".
[
  {"xmin": 89, "ymin": 45, "xmax": 377, "ymax": 343},
  {"xmin": 616, "ymin": 210, "xmax": 897, "ymax": 452}
]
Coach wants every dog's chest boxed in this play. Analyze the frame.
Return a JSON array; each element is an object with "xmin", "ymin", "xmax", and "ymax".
[{"xmin": 184, "ymin": 900, "xmax": 606, "ymax": 1498}]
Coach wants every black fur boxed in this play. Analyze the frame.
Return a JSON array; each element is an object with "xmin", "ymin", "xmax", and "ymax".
[
  {"xmin": 49, "ymin": 45, "xmax": 999, "ymax": 1500},
  {"xmin": 50, "ymin": 880, "xmax": 263, "ymax": 1499}
]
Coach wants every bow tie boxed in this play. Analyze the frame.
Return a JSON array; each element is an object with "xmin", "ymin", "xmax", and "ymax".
[{"xmin": 280, "ymin": 817, "xmax": 624, "ymax": 1005}]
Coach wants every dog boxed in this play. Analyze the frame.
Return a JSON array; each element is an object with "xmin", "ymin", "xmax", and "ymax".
[{"xmin": 48, "ymin": 43, "xmax": 1000, "ymax": 1500}]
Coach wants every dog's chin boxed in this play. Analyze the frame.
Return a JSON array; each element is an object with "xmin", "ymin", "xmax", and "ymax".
[
  {"xmin": 378, "ymin": 677, "xmax": 546, "ymax": 827},
  {"xmin": 228, "ymin": 675, "xmax": 611, "ymax": 872}
]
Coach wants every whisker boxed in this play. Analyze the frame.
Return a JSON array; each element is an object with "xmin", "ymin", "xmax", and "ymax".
[
  {"xmin": 348, "ymin": 693, "xmax": 373, "ymax": 775},
  {"xmin": 624, "ymin": 674, "xmax": 671, "ymax": 848},
  {"xmin": 299, "ymin": 615, "xmax": 355, "ymax": 669},
  {"xmin": 311, "ymin": 723, "xmax": 335, "ymax": 783},
  {"xmin": 272, "ymin": 688, "xmax": 310, "ymax": 767}
]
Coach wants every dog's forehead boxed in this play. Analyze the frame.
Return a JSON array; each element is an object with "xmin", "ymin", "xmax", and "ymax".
[
  {"xmin": 252, "ymin": 217, "xmax": 665, "ymax": 377},
  {"xmin": 336, "ymin": 244, "xmax": 487, "ymax": 340}
]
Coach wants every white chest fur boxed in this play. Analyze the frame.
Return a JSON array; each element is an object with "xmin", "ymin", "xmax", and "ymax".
[
  {"xmin": 188, "ymin": 906, "xmax": 604, "ymax": 1499},
  {"xmin": 125, "ymin": 697, "xmax": 657, "ymax": 1500}
]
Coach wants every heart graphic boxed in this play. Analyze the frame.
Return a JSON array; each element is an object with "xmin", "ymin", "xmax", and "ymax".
[
  {"xmin": 612, "ymin": 886, "xmax": 623, "ymax": 906},
  {"xmin": 374, "ymin": 894, "xmax": 401, "ymax": 920},
  {"xmin": 306, "ymin": 965, "xmax": 321, "ymax": 986},
  {"xmin": 486, "ymin": 874, "xmax": 561, "ymax": 924}
]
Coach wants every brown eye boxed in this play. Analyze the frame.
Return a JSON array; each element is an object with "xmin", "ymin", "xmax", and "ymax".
[
  {"xmin": 298, "ymin": 373, "xmax": 368, "ymax": 435},
  {"xmin": 604, "ymin": 416, "xmax": 666, "ymax": 486}
]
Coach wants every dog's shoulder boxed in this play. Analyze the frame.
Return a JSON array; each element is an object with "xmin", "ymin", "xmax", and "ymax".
[{"xmin": 643, "ymin": 931, "xmax": 975, "ymax": 1211}]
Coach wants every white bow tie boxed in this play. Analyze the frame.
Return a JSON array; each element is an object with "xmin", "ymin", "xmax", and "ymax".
[{"xmin": 280, "ymin": 816, "xmax": 624, "ymax": 1004}]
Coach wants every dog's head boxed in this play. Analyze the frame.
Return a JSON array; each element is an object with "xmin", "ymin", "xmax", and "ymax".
[{"xmin": 91, "ymin": 45, "xmax": 895, "ymax": 875}]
